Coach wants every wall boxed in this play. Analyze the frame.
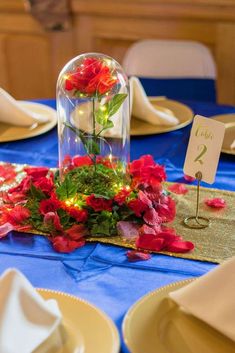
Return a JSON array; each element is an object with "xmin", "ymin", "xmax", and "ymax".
[{"xmin": 0, "ymin": 0, "xmax": 235, "ymax": 104}]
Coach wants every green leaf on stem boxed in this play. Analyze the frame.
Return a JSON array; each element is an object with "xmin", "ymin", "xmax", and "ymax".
[
  {"xmin": 107, "ymin": 93, "xmax": 127, "ymax": 117},
  {"xmin": 95, "ymin": 93, "xmax": 127, "ymax": 128}
]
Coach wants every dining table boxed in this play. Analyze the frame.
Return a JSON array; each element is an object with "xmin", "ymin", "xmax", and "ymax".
[{"xmin": 0, "ymin": 97, "xmax": 235, "ymax": 353}]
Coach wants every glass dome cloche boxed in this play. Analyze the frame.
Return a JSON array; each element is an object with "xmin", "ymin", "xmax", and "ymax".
[{"xmin": 57, "ymin": 53, "xmax": 130, "ymax": 198}]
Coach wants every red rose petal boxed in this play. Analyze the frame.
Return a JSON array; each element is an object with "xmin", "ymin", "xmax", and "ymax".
[
  {"xmin": 136, "ymin": 234, "xmax": 165, "ymax": 251},
  {"xmin": 168, "ymin": 183, "xmax": 189, "ymax": 195},
  {"xmin": 143, "ymin": 208, "xmax": 162, "ymax": 226},
  {"xmin": 204, "ymin": 198, "xmax": 227, "ymax": 209},
  {"xmin": 126, "ymin": 250, "xmax": 151, "ymax": 262},
  {"xmin": 167, "ymin": 240, "xmax": 194, "ymax": 253},
  {"xmin": 0, "ymin": 223, "xmax": 14, "ymax": 238},
  {"xmin": 184, "ymin": 174, "xmax": 195, "ymax": 183}
]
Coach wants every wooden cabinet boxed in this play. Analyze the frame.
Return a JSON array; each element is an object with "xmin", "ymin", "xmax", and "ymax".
[{"xmin": 0, "ymin": 0, "xmax": 235, "ymax": 104}]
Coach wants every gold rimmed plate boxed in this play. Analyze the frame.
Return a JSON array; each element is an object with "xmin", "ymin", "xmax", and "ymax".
[
  {"xmin": 38, "ymin": 289, "xmax": 120, "ymax": 353},
  {"xmin": 122, "ymin": 279, "xmax": 235, "ymax": 353},
  {"xmin": 131, "ymin": 97, "xmax": 194, "ymax": 136},
  {"xmin": 0, "ymin": 101, "xmax": 57, "ymax": 142},
  {"xmin": 212, "ymin": 114, "xmax": 235, "ymax": 155}
]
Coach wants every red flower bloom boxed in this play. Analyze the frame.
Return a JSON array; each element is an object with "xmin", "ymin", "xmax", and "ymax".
[
  {"xmin": 34, "ymin": 177, "xmax": 54, "ymax": 195},
  {"xmin": 128, "ymin": 198, "xmax": 148, "ymax": 217},
  {"xmin": 66, "ymin": 224, "xmax": 87, "ymax": 240},
  {"xmin": 72, "ymin": 155, "xmax": 93, "ymax": 167},
  {"xmin": 67, "ymin": 207, "xmax": 88, "ymax": 222},
  {"xmin": 86, "ymin": 194, "xmax": 113, "ymax": 212},
  {"xmin": 155, "ymin": 196, "xmax": 176, "ymax": 223},
  {"xmin": 8, "ymin": 176, "xmax": 31, "ymax": 194},
  {"xmin": 52, "ymin": 236, "xmax": 85, "ymax": 253},
  {"xmin": 126, "ymin": 250, "xmax": 151, "ymax": 262},
  {"xmin": 43, "ymin": 212, "xmax": 63, "ymax": 231},
  {"xmin": 0, "ymin": 164, "xmax": 17, "ymax": 185},
  {"xmin": 64, "ymin": 57, "xmax": 117, "ymax": 96},
  {"xmin": 204, "ymin": 198, "xmax": 227, "ymax": 209},
  {"xmin": 24, "ymin": 166, "xmax": 49, "ymax": 180},
  {"xmin": 130, "ymin": 155, "xmax": 166, "ymax": 190},
  {"xmin": 168, "ymin": 183, "xmax": 188, "ymax": 195},
  {"xmin": 39, "ymin": 195, "xmax": 61, "ymax": 215},
  {"xmin": 96, "ymin": 156, "xmax": 115, "ymax": 169},
  {"xmin": 2, "ymin": 191, "xmax": 26, "ymax": 204},
  {"xmin": 2, "ymin": 205, "xmax": 30, "ymax": 226},
  {"xmin": 130, "ymin": 155, "xmax": 155, "ymax": 176},
  {"xmin": 114, "ymin": 188, "xmax": 131, "ymax": 206}
]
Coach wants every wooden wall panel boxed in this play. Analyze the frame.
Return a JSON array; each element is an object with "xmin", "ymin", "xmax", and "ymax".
[{"xmin": 0, "ymin": 0, "xmax": 235, "ymax": 104}]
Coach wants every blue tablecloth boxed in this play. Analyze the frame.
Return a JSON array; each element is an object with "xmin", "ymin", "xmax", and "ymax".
[{"xmin": 0, "ymin": 99, "xmax": 235, "ymax": 352}]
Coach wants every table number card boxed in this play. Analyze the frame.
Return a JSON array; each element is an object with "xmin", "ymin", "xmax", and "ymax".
[{"xmin": 184, "ymin": 115, "xmax": 225, "ymax": 184}]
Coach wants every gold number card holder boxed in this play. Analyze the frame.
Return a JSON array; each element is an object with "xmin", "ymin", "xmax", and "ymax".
[{"xmin": 183, "ymin": 171, "xmax": 211, "ymax": 229}]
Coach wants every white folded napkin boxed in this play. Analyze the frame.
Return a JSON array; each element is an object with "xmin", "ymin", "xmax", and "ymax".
[
  {"xmin": 0, "ymin": 88, "xmax": 49, "ymax": 126},
  {"xmin": 0, "ymin": 269, "xmax": 63, "ymax": 353},
  {"xmin": 169, "ymin": 256, "xmax": 235, "ymax": 342},
  {"xmin": 231, "ymin": 140, "xmax": 235, "ymax": 149},
  {"xmin": 129, "ymin": 76, "xmax": 179, "ymax": 126}
]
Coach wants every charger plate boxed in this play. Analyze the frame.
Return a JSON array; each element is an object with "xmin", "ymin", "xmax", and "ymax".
[
  {"xmin": 212, "ymin": 113, "xmax": 235, "ymax": 155},
  {"xmin": 37, "ymin": 289, "xmax": 120, "ymax": 353},
  {"xmin": 123, "ymin": 279, "xmax": 235, "ymax": 353},
  {"xmin": 0, "ymin": 101, "xmax": 57, "ymax": 142},
  {"xmin": 131, "ymin": 97, "xmax": 194, "ymax": 136}
]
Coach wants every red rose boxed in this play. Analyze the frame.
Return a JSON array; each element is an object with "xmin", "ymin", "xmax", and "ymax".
[
  {"xmin": 67, "ymin": 207, "xmax": 88, "ymax": 222},
  {"xmin": 130, "ymin": 155, "xmax": 166, "ymax": 189},
  {"xmin": 43, "ymin": 212, "xmax": 63, "ymax": 231},
  {"xmin": 24, "ymin": 167, "xmax": 49, "ymax": 180},
  {"xmin": 8, "ymin": 176, "xmax": 31, "ymax": 194},
  {"xmin": 72, "ymin": 155, "xmax": 93, "ymax": 167},
  {"xmin": 114, "ymin": 188, "xmax": 131, "ymax": 206},
  {"xmin": 2, "ymin": 205, "xmax": 30, "ymax": 226},
  {"xmin": 64, "ymin": 58, "xmax": 117, "ymax": 96},
  {"xmin": 86, "ymin": 194, "xmax": 113, "ymax": 212},
  {"xmin": 39, "ymin": 195, "xmax": 61, "ymax": 215},
  {"xmin": 52, "ymin": 236, "xmax": 85, "ymax": 253},
  {"xmin": 128, "ymin": 198, "xmax": 148, "ymax": 217},
  {"xmin": 34, "ymin": 177, "xmax": 54, "ymax": 195},
  {"xmin": 65, "ymin": 224, "xmax": 87, "ymax": 240}
]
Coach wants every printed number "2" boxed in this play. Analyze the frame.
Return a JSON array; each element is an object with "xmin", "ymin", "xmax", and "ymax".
[{"xmin": 194, "ymin": 144, "xmax": 207, "ymax": 164}]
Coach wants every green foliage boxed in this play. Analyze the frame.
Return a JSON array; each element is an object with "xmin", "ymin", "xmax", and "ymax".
[
  {"xmin": 56, "ymin": 164, "xmax": 126, "ymax": 200},
  {"xmin": 56, "ymin": 174, "xmax": 77, "ymax": 201},
  {"xmin": 89, "ymin": 211, "xmax": 119, "ymax": 236}
]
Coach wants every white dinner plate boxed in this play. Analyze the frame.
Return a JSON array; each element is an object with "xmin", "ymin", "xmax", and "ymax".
[
  {"xmin": 0, "ymin": 101, "xmax": 57, "ymax": 142},
  {"xmin": 38, "ymin": 289, "xmax": 120, "ymax": 353},
  {"xmin": 122, "ymin": 279, "xmax": 235, "ymax": 353}
]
